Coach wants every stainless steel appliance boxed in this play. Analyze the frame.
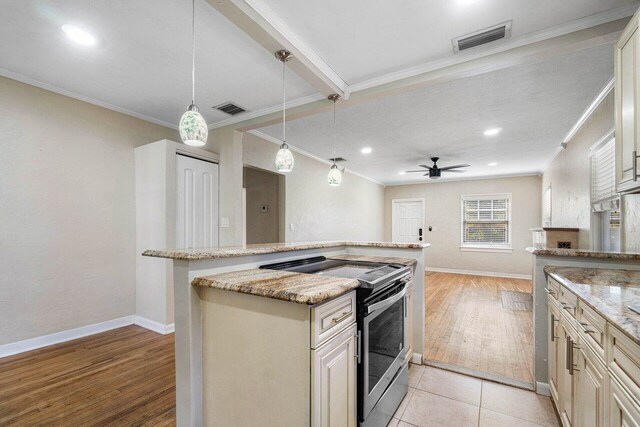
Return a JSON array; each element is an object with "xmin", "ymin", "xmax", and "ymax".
[{"xmin": 260, "ymin": 256, "xmax": 411, "ymax": 427}]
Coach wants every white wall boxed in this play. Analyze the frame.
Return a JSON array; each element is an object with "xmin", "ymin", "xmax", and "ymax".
[
  {"xmin": 242, "ymin": 132, "xmax": 385, "ymax": 242},
  {"xmin": 384, "ymin": 175, "xmax": 542, "ymax": 276},
  {"xmin": 0, "ymin": 77, "xmax": 177, "ymax": 346}
]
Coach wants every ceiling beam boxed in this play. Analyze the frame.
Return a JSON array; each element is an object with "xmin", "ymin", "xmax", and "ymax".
[{"xmin": 207, "ymin": 0, "xmax": 348, "ymax": 99}]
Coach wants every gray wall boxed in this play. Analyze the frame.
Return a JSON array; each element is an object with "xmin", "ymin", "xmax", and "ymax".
[
  {"xmin": 0, "ymin": 76, "xmax": 177, "ymax": 345},
  {"xmin": 384, "ymin": 175, "xmax": 542, "ymax": 276},
  {"xmin": 243, "ymin": 166, "xmax": 282, "ymax": 244},
  {"xmin": 242, "ymin": 132, "xmax": 385, "ymax": 242}
]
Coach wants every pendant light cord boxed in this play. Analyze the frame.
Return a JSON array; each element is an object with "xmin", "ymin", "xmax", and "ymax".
[
  {"xmin": 332, "ymin": 98, "xmax": 337, "ymax": 164},
  {"xmin": 191, "ymin": 0, "xmax": 196, "ymax": 105},
  {"xmin": 282, "ymin": 59, "xmax": 286, "ymax": 144}
]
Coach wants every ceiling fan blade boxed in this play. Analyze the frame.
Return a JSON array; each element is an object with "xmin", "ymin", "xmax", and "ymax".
[
  {"xmin": 405, "ymin": 170, "xmax": 427, "ymax": 173},
  {"xmin": 439, "ymin": 164, "xmax": 470, "ymax": 170},
  {"xmin": 418, "ymin": 165, "xmax": 434, "ymax": 170},
  {"xmin": 443, "ymin": 169, "xmax": 465, "ymax": 173}
]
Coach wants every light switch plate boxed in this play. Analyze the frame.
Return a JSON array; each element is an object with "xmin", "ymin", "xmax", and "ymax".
[
  {"xmin": 289, "ymin": 223, "xmax": 294, "ymax": 231},
  {"xmin": 220, "ymin": 217, "xmax": 230, "ymax": 228}
]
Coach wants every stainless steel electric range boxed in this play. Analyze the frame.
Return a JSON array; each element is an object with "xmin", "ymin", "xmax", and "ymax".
[{"xmin": 261, "ymin": 256, "xmax": 412, "ymax": 427}]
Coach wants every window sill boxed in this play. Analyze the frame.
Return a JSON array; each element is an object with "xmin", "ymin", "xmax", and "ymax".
[{"xmin": 460, "ymin": 245, "xmax": 513, "ymax": 253}]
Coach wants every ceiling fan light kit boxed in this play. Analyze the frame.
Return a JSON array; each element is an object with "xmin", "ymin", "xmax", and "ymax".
[{"xmin": 405, "ymin": 157, "xmax": 470, "ymax": 179}]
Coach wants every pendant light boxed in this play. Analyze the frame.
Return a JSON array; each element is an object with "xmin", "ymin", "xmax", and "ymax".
[
  {"xmin": 327, "ymin": 94, "xmax": 343, "ymax": 186},
  {"xmin": 179, "ymin": 0, "xmax": 208, "ymax": 147},
  {"xmin": 274, "ymin": 49, "xmax": 295, "ymax": 172}
]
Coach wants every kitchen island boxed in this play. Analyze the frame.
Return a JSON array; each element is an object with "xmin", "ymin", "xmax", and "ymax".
[{"xmin": 143, "ymin": 241, "xmax": 429, "ymax": 426}]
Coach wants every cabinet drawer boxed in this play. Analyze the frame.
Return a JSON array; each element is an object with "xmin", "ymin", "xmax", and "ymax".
[
  {"xmin": 608, "ymin": 324, "xmax": 640, "ymax": 407},
  {"xmin": 577, "ymin": 301, "xmax": 606, "ymax": 359},
  {"xmin": 312, "ymin": 291, "xmax": 356, "ymax": 349},
  {"xmin": 558, "ymin": 286, "xmax": 578, "ymax": 318},
  {"xmin": 546, "ymin": 278, "xmax": 561, "ymax": 300}
]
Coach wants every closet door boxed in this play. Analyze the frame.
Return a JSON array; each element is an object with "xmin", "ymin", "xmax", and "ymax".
[{"xmin": 176, "ymin": 154, "xmax": 219, "ymax": 249}]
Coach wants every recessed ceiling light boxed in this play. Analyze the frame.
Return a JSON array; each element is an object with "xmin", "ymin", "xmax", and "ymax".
[
  {"xmin": 483, "ymin": 127, "xmax": 502, "ymax": 137},
  {"xmin": 488, "ymin": 162, "xmax": 498, "ymax": 166},
  {"xmin": 61, "ymin": 25, "xmax": 97, "ymax": 46},
  {"xmin": 361, "ymin": 147, "xmax": 372, "ymax": 154},
  {"xmin": 398, "ymin": 171, "xmax": 406, "ymax": 175}
]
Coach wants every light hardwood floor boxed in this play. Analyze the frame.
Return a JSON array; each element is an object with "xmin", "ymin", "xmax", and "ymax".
[
  {"xmin": 0, "ymin": 325, "xmax": 175, "ymax": 426},
  {"xmin": 424, "ymin": 272, "xmax": 534, "ymax": 387}
]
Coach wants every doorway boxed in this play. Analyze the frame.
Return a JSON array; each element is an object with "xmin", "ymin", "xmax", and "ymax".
[
  {"xmin": 391, "ymin": 199, "xmax": 425, "ymax": 244},
  {"xmin": 243, "ymin": 166, "xmax": 285, "ymax": 244}
]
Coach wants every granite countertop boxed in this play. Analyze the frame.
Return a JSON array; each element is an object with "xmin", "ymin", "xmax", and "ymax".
[
  {"xmin": 527, "ymin": 247, "xmax": 640, "ymax": 261},
  {"xmin": 192, "ymin": 269, "xmax": 359, "ymax": 305},
  {"xmin": 545, "ymin": 266, "xmax": 640, "ymax": 344},
  {"xmin": 143, "ymin": 241, "xmax": 431, "ymax": 261},
  {"xmin": 191, "ymin": 253, "xmax": 418, "ymax": 305}
]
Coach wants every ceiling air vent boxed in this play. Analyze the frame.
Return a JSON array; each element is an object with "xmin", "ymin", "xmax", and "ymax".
[
  {"xmin": 329, "ymin": 157, "xmax": 347, "ymax": 163},
  {"xmin": 214, "ymin": 102, "xmax": 247, "ymax": 116},
  {"xmin": 452, "ymin": 21, "xmax": 512, "ymax": 53}
]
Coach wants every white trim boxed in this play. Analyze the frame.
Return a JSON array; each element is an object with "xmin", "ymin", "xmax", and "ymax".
[
  {"xmin": 459, "ymin": 245, "xmax": 513, "ymax": 253},
  {"xmin": 208, "ymin": 94, "xmax": 325, "ymax": 130},
  {"xmin": 588, "ymin": 127, "xmax": 616, "ymax": 155},
  {"xmin": 386, "ymin": 172, "xmax": 540, "ymax": 186},
  {"xmin": 350, "ymin": 7, "xmax": 634, "ymax": 93},
  {"xmin": 426, "ymin": 267, "xmax": 532, "ymax": 280},
  {"xmin": 563, "ymin": 76, "xmax": 615, "ymax": 144},
  {"xmin": 391, "ymin": 198, "xmax": 426, "ymax": 243},
  {"xmin": 0, "ymin": 68, "xmax": 178, "ymax": 130},
  {"xmin": 0, "ymin": 316, "xmax": 135, "ymax": 358},
  {"xmin": 536, "ymin": 382, "xmax": 552, "ymax": 396},
  {"xmin": 411, "ymin": 353, "xmax": 423, "ymax": 365},
  {"xmin": 134, "ymin": 316, "xmax": 175, "ymax": 335},
  {"xmin": 246, "ymin": 129, "xmax": 385, "ymax": 186}
]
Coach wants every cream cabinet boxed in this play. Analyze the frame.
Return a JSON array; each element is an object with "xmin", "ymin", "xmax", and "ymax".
[
  {"xmin": 615, "ymin": 10, "xmax": 640, "ymax": 193},
  {"xmin": 547, "ymin": 277, "xmax": 640, "ymax": 427},
  {"xmin": 312, "ymin": 323, "xmax": 357, "ymax": 427},
  {"xmin": 405, "ymin": 282, "xmax": 414, "ymax": 365}
]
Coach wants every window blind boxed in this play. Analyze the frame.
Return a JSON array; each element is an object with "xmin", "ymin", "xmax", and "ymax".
[
  {"xmin": 591, "ymin": 139, "xmax": 616, "ymax": 204},
  {"xmin": 462, "ymin": 196, "xmax": 510, "ymax": 245}
]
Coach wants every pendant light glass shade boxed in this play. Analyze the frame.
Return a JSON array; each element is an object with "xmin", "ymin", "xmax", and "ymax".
[
  {"xmin": 180, "ymin": 104, "xmax": 208, "ymax": 147},
  {"xmin": 275, "ymin": 142, "xmax": 294, "ymax": 172},
  {"xmin": 328, "ymin": 163, "xmax": 342, "ymax": 186},
  {"xmin": 180, "ymin": 0, "xmax": 207, "ymax": 146}
]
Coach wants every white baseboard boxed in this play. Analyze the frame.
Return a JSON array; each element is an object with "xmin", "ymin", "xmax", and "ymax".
[
  {"xmin": 426, "ymin": 267, "xmax": 532, "ymax": 280},
  {"xmin": 134, "ymin": 316, "xmax": 175, "ymax": 335},
  {"xmin": 411, "ymin": 352, "xmax": 423, "ymax": 365},
  {"xmin": 536, "ymin": 382, "xmax": 551, "ymax": 396},
  {"xmin": 0, "ymin": 315, "xmax": 135, "ymax": 358}
]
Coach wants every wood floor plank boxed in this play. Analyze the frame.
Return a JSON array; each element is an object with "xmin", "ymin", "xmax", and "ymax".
[{"xmin": 424, "ymin": 271, "xmax": 534, "ymax": 385}]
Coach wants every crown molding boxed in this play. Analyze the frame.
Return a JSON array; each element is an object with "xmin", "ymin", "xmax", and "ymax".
[
  {"xmin": 246, "ymin": 129, "xmax": 385, "ymax": 186},
  {"xmin": 385, "ymin": 172, "xmax": 541, "ymax": 187},
  {"xmin": 563, "ymin": 75, "xmax": 614, "ymax": 143},
  {"xmin": 0, "ymin": 68, "xmax": 178, "ymax": 130},
  {"xmin": 349, "ymin": 6, "xmax": 635, "ymax": 93}
]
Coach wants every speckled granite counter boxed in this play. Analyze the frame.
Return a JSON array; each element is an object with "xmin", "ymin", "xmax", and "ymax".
[
  {"xmin": 193, "ymin": 269, "xmax": 359, "ymax": 305},
  {"xmin": 545, "ymin": 266, "xmax": 640, "ymax": 344},
  {"xmin": 329, "ymin": 253, "xmax": 418, "ymax": 267},
  {"xmin": 528, "ymin": 247, "xmax": 640, "ymax": 261},
  {"xmin": 143, "ymin": 241, "xmax": 431, "ymax": 260}
]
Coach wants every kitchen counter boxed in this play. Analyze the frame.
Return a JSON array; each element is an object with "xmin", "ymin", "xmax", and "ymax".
[
  {"xmin": 192, "ymin": 268, "xmax": 360, "ymax": 305},
  {"xmin": 545, "ymin": 266, "xmax": 640, "ymax": 344},
  {"xmin": 143, "ymin": 240, "xmax": 431, "ymax": 260},
  {"xmin": 329, "ymin": 253, "xmax": 418, "ymax": 266},
  {"xmin": 527, "ymin": 247, "xmax": 640, "ymax": 261}
]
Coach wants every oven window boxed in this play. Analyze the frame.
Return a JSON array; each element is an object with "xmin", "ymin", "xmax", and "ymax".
[{"xmin": 368, "ymin": 298, "xmax": 404, "ymax": 393}]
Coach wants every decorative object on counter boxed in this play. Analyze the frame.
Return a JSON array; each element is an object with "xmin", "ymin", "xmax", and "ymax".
[
  {"xmin": 179, "ymin": 0, "xmax": 208, "ymax": 147},
  {"xmin": 327, "ymin": 94, "xmax": 344, "ymax": 186},
  {"xmin": 274, "ymin": 49, "xmax": 295, "ymax": 173},
  {"xmin": 530, "ymin": 227, "xmax": 579, "ymax": 249},
  {"xmin": 404, "ymin": 157, "xmax": 470, "ymax": 179}
]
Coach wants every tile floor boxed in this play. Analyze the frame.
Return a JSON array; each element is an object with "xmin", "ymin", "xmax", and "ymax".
[{"xmin": 388, "ymin": 364, "xmax": 560, "ymax": 427}]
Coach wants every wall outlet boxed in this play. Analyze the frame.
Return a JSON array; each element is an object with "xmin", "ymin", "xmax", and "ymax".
[{"xmin": 220, "ymin": 217, "xmax": 230, "ymax": 228}]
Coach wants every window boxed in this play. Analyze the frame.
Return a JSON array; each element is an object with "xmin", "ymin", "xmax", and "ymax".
[
  {"xmin": 591, "ymin": 138, "xmax": 616, "ymax": 205},
  {"xmin": 461, "ymin": 194, "xmax": 512, "ymax": 252}
]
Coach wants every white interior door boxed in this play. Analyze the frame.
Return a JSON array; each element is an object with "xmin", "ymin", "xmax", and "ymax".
[
  {"xmin": 176, "ymin": 154, "xmax": 219, "ymax": 249},
  {"xmin": 392, "ymin": 200, "xmax": 424, "ymax": 243}
]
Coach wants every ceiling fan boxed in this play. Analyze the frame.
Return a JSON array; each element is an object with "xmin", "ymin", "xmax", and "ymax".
[{"xmin": 405, "ymin": 157, "xmax": 470, "ymax": 179}]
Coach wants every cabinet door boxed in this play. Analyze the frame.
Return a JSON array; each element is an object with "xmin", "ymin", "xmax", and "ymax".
[
  {"xmin": 312, "ymin": 324, "xmax": 357, "ymax": 427},
  {"xmin": 548, "ymin": 301, "xmax": 561, "ymax": 405},
  {"xmin": 610, "ymin": 377, "xmax": 640, "ymax": 427},
  {"xmin": 575, "ymin": 345, "xmax": 606, "ymax": 427},
  {"xmin": 615, "ymin": 17, "xmax": 640, "ymax": 191},
  {"xmin": 559, "ymin": 318, "xmax": 577, "ymax": 427},
  {"xmin": 405, "ymin": 284, "xmax": 414, "ymax": 365}
]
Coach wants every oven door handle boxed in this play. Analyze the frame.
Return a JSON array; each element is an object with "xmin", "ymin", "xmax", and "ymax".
[{"xmin": 367, "ymin": 285, "xmax": 407, "ymax": 314}]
